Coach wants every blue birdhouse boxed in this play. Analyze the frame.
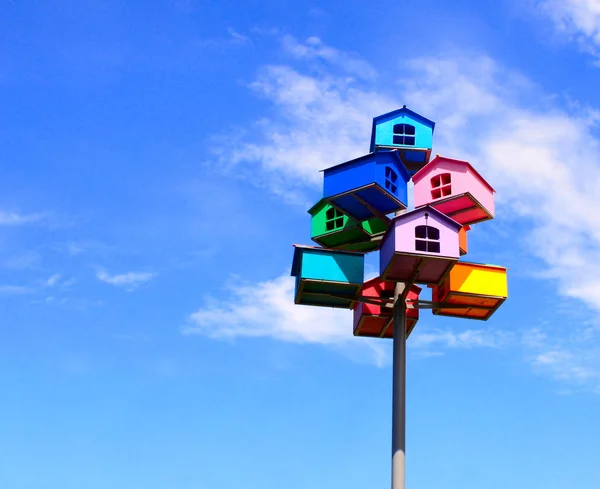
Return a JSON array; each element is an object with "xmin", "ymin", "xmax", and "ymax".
[
  {"xmin": 369, "ymin": 106, "xmax": 435, "ymax": 175},
  {"xmin": 322, "ymin": 151, "xmax": 410, "ymax": 222}
]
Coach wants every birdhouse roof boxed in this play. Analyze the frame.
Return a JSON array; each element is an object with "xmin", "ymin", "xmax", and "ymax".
[
  {"xmin": 362, "ymin": 276, "xmax": 422, "ymax": 293},
  {"xmin": 412, "ymin": 155, "xmax": 495, "ymax": 193},
  {"xmin": 290, "ymin": 244, "xmax": 365, "ymax": 277},
  {"xmin": 307, "ymin": 198, "xmax": 328, "ymax": 216},
  {"xmin": 371, "ymin": 106, "xmax": 436, "ymax": 129},
  {"xmin": 379, "ymin": 205, "xmax": 461, "ymax": 248},
  {"xmin": 321, "ymin": 150, "xmax": 411, "ymax": 182}
]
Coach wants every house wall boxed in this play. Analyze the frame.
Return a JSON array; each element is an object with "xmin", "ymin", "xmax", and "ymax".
[
  {"xmin": 413, "ymin": 159, "xmax": 494, "ymax": 214},
  {"xmin": 310, "ymin": 204, "xmax": 355, "ymax": 238},
  {"xmin": 323, "ymin": 160, "xmax": 376, "ymax": 198},
  {"xmin": 389, "ymin": 210, "xmax": 460, "ymax": 258},
  {"xmin": 374, "ymin": 161, "xmax": 409, "ymax": 205},
  {"xmin": 373, "ymin": 114, "xmax": 433, "ymax": 150},
  {"xmin": 300, "ymin": 249, "xmax": 364, "ymax": 284},
  {"xmin": 448, "ymin": 263, "xmax": 507, "ymax": 297}
]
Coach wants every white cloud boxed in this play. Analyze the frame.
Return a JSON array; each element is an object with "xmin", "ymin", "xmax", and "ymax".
[
  {"xmin": 410, "ymin": 328, "xmax": 513, "ymax": 351},
  {"xmin": 281, "ymin": 35, "xmax": 378, "ymax": 80},
  {"xmin": 538, "ymin": 0, "xmax": 600, "ymax": 60},
  {"xmin": 45, "ymin": 274, "xmax": 61, "ymax": 287},
  {"xmin": 201, "ymin": 37, "xmax": 600, "ymax": 390},
  {"xmin": 3, "ymin": 251, "xmax": 41, "ymax": 269},
  {"xmin": 96, "ymin": 270, "xmax": 155, "ymax": 290},
  {"xmin": 0, "ymin": 284, "xmax": 32, "ymax": 295},
  {"xmin": 184, "ymin": 273, "xmax": 512, "ymax": 367},
  {"xmin": 184, "ymin": 273, "xmax": 387, "ymax": 366},
  {"xmin": 228, "ymin": 28, "xmax": 250, "ymax": 44},
  {"xmin": 0, "ymin": 211, "xmax": 45, "ymax": 225}
]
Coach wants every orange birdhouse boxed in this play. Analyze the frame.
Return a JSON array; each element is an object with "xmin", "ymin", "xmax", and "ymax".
[
  {"xmin": 459, "ymin": 225, "xmax": 470, "ymax": 255},
  {"xmin": 430, "ymin": 262, "xmax": 508, "ymax": 320}
]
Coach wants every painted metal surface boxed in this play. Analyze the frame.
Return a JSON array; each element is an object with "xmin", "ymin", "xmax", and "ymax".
[
  {"xmin": 412, "ymin": 156, "xmax": 495, "ymax": 225},
  {"xmin": 322, "ymin": 151, "xmax": 410, "ymax": 222},
  {"xmin": 380, "ymin": 206, "xmax": 461, "ymax": 285},
  {"xmin": 369, "ymin": 107, "xmax": 435, "ymax": 175},
  {"xmin": 430, "ymin": 262, "xmax": 508, "ymax": 320},
  {"xmin": 459, "ymin": 225, "xmax": 470, "ymax": 255},
  {"xmin": 353, "ymin": 278, "xmax": 420, "ymax": 338},
  {"xmin": 291, "ymin": 245, "xmax": 364, "ymax": 308},
  {"xmin": 308, "ymin": 199, "xmax": 386, "ymax": 251}
]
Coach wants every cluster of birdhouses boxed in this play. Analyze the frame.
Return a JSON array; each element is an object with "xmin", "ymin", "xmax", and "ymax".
[{"xmin": 290, "ymin": 106, "xmax": 508, "ymax": 338}]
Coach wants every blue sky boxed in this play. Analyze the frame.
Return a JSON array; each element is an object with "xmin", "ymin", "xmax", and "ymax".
[{"xmin": 2, "ymin": 1, "xmax": 600, "ymax": 488}]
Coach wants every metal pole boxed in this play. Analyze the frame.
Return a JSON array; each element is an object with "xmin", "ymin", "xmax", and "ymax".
[{"xmin": 391, "ymin": 282, "xmax": 407, "ymax": 489}]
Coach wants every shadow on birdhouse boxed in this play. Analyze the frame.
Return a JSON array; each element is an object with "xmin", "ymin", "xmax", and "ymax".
[
  {"xmin": 429, "ymin": 262, "xmax": 508, "ymax": 320},
  {"xmin": 380, "ymin": 206, "xmax": 462, "ymax": 285},
  {"xmin": 413, "ymin": 156, "xmax": 495, "ymax": 226},
  {"xmin": 308, "ymin": 199, "xmax": 387, "ymax": 252},
  {"xmin": 322, "ymin": 151, "xmax": 411, "ymax": 223},
  {"xmin": 369, "ymin": 106, "xmax": 435, "ymax": 175},
  {"xmin": 291, "ymin": 245, "xmax": 364, "ymax": 309},
  {"xmin": 353, "ymin": 277, "xmax": 421, "ymax": 339}
]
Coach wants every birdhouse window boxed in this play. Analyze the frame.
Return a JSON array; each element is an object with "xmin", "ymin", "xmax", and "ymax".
[
  {"xmin": 414, "ymin": 225, "xmax": 441, "ymax": 253},
  {"xmin": 325, "ymin": 206, "xmax": 345, "ymax": 231},
  {"xmin": 392, "ymin": 124, "xmax": 416, "ymax": 146},
  {"xmin": 430, "ymin": 173, "xmax": 452, "ymax": 200},
  {"xmin": 385, "ymin": 166, "xmax": 398, "ymax": 194}
]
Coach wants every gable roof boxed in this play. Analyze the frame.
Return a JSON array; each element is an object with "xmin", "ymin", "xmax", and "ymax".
[
  {"xmin": 307, "ymin": 198, "xmax": 327, "ymax": 216},
  {"xmin": 321, "ymin": 150, "xmax": 411, "ymax": 183},
  {"xmin": 372, "ymin": 106, "xmax": 436, "ymax": 129},
  {"xmin": 412, "ymin": 155, "xmax": 495, "ymax": 193},
  {"xmin": 395, "ymin": 205, "xmax": 462, "ymax": 231},
  {"xmin": 369, "ymin": 106, "xmax": 435, "ymax": 154},
  {"xmin": 290, "ymin": 244, "xmax": 365, "ymax": 277}
]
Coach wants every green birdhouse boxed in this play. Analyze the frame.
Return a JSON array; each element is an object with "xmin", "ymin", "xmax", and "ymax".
[{"xmin": 308, "ymin": 199, "xmax": 388, "ymax": 252}]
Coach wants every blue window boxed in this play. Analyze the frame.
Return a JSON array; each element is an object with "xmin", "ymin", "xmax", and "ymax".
[
  {"xmin": 385, "ymin": 166, "xmax": 398, "ymax": 194},
  {"xmin": 392, "ymin": 123, "xmax": 416, "ymax": 146},
  {"xmin": 415, "ymin": 225, "xmax": 440, "ymax": 253}
]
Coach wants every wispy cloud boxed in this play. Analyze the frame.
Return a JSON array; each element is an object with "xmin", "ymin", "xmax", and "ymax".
[
  {"xmin": 96, "ymin": 269, "xmax": 155, "ymax": 290},
  {"xmin": 227, "ymin": 28, "xmax": 250, "ymax": 45},
  {"xmin": 3, "ymin": 251, "xmax": 41, "ymax": 269},
  {"xmin": 184, "ymin": 273, "xmax": 387, "ymax": 366},
  {"xmin": 0, "ymin": 284, "xmax": 32, "ymax": 295},
  {"xmin": 0, "ymin": 211, "xmax": 46, "ymax": 226},
  {"xmin": 281, "ymin": 35, "xmax": 378, "ymax": 80},
  {"xmin": 42, "ymin": 274, "xmax": 75, "ymax": 289},
  {"xmin": 410, "ymin": 327, "xmax": 513, "ymax": 351},
  {"xmin": 202, "ymin": 37, "xmax": 600, "ymax": 391},
  {"xmin": 537, "ymin": 0, "xmax": 600, "ymax": 62}
]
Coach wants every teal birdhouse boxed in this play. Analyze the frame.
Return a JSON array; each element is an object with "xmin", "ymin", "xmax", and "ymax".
[
  {"xmin": 308, "ymin": 199, "xmax": 387, "ymax": 252},
  {"xmin": 369, "ymin": 106, "xmax": 435, "ymax": 175},
  {"xmin": 291, "ymin": 245, "xmax": 364, "ymax": 309}
]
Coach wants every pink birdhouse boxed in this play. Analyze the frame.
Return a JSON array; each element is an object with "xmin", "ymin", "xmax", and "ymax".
[
  {"xmin": 412, "ymin": 156, "xmax": 495, "ymax": 226},
  {"xmin": 380, "ymin": 206, "xmax": 461, "ymax": 285},
  {"xmin": 353, "ymin": 277, "xmax": 421, "ymax": 339}
]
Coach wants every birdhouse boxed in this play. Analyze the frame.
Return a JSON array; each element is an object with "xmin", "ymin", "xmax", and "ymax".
[
  {"xmin": 430, "ymin": 262, "xmax": 508, "ymax": 320},
  {"xmin": 308, "ymin": 199, "xmax": 387, "ymax": 252},
  {"xmin": 380, "ymin": 206, "xmax": 462, "ymax": 285},
  {"xmin": 291, "ymin": 245, "xmax": 364, "ymax": 309},
  {"xmin": 322, "ymin": 151, "xmax": 411, "ymax": 222},
  {"xmin": 353, "ymin": 277, "xmax": 421, "ymax": 339},
  {"xmin": 369, "ymin": 106, "xmax": 435, "ymax": 175},
  {"xmin": 459, "ymin": 225, "xmax": 470, "ymax": 256},
  {"xmin": 412, "ymin": 156, "xmax": 495, "ymax": 226}
]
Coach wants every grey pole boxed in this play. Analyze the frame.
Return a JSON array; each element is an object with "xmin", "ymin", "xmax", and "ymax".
[{"xmin": 391, "ymin": 282, "xmax": 407, "ymax": 489}]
